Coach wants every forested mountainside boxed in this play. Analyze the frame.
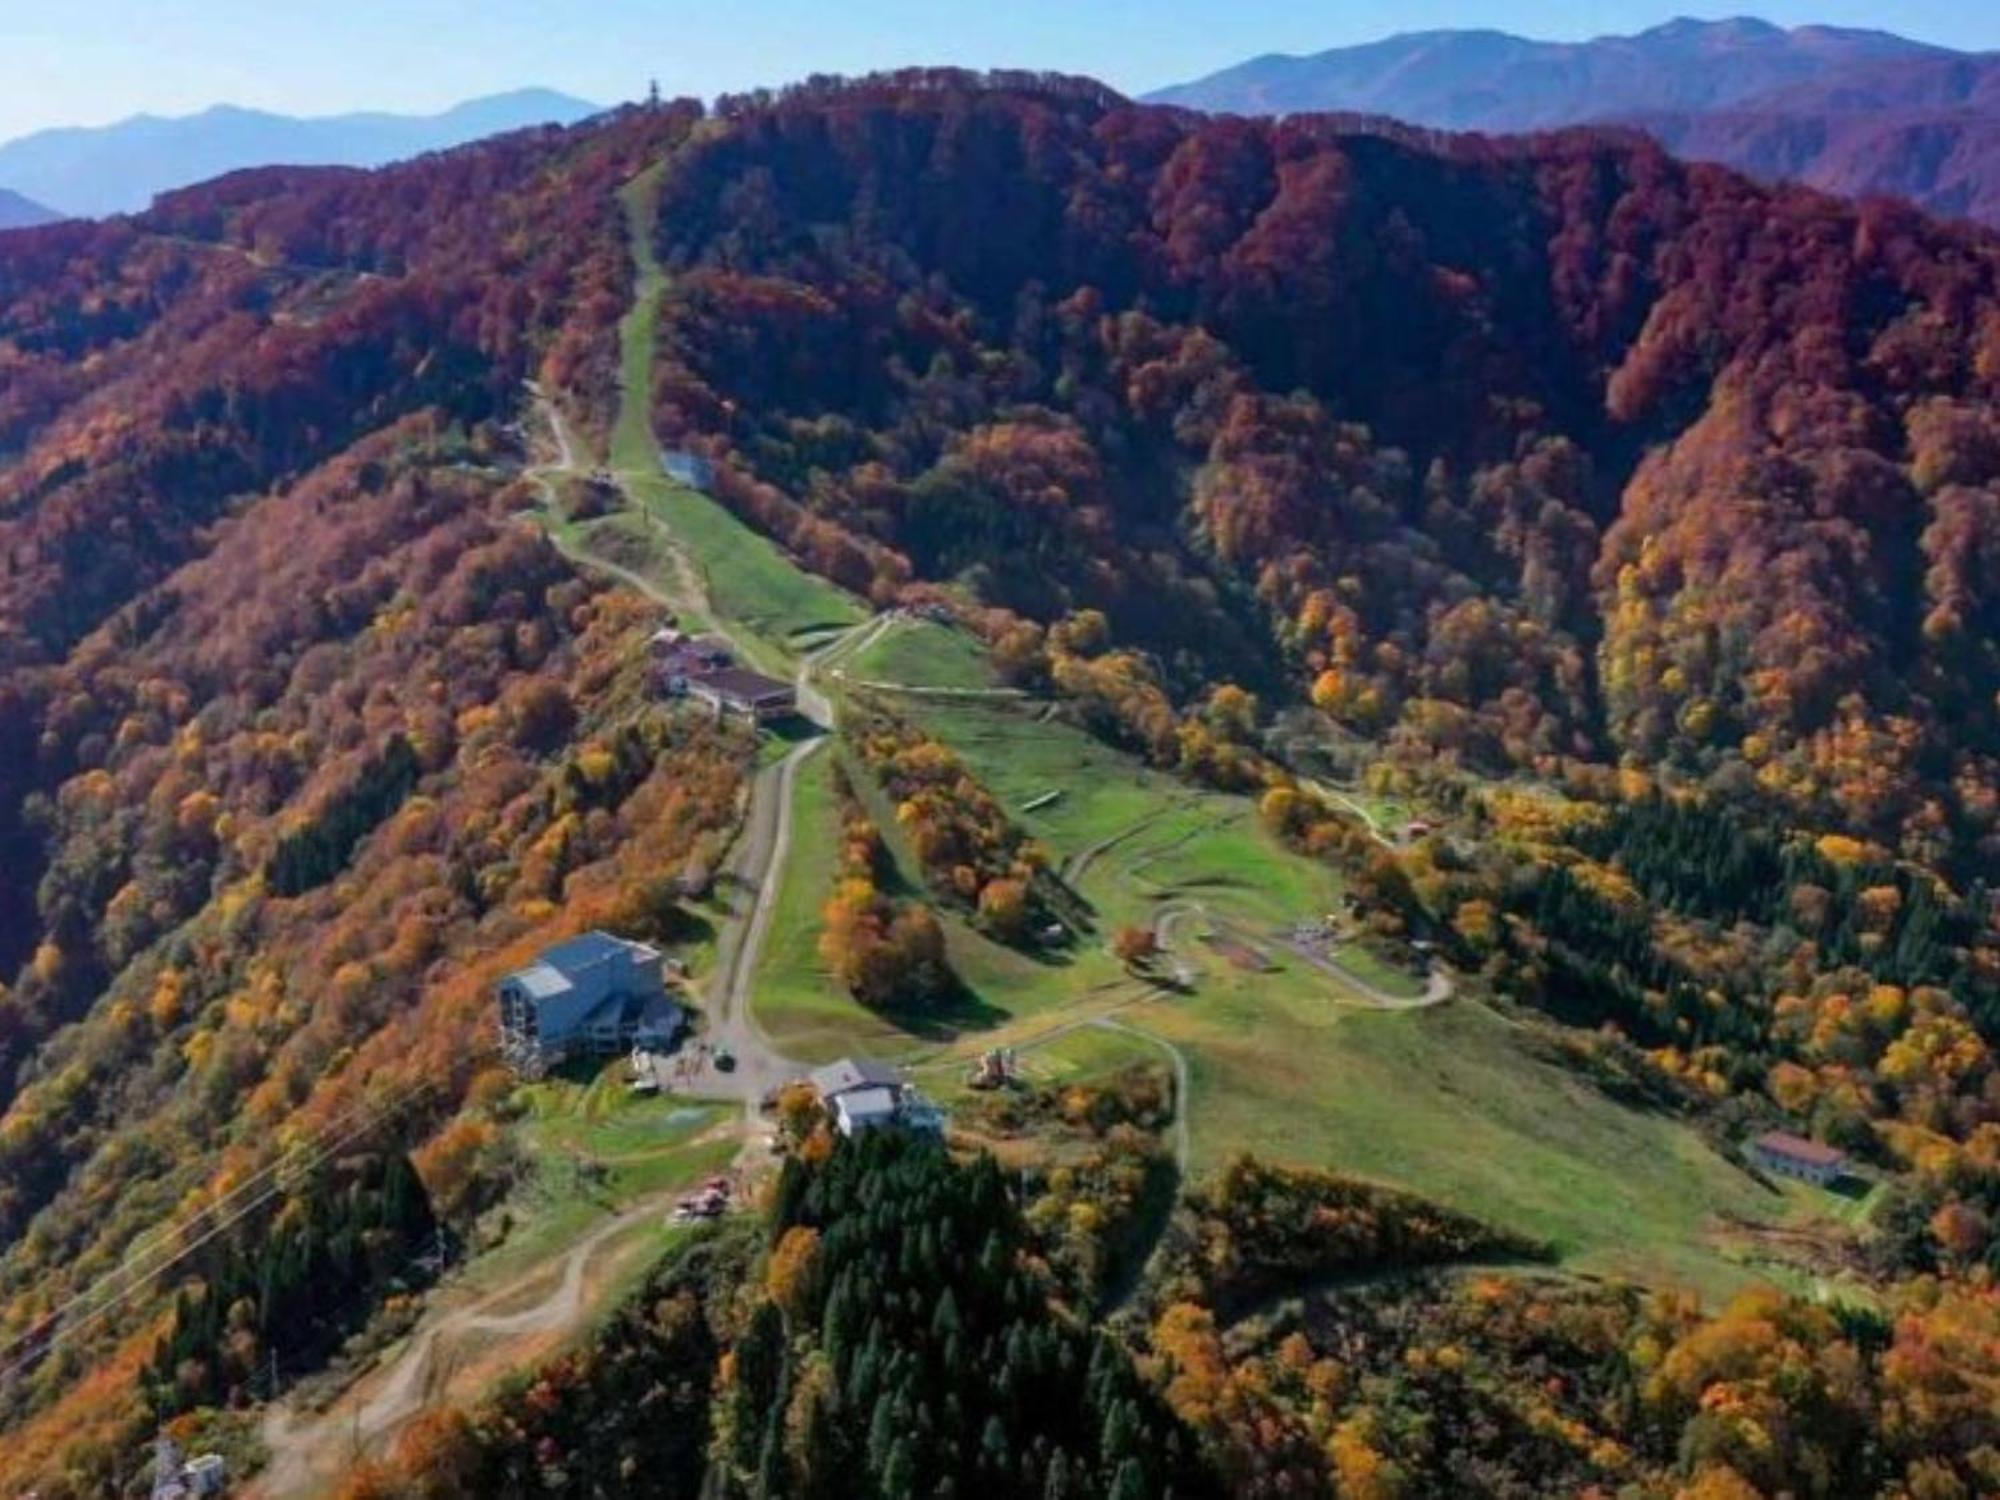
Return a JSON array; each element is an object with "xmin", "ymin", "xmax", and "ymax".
[
  {"xmin": 1625, "ymin": 58, "xmax": 2000, "ymax": 231},
  {"xmin": 0, "ymin": 71, "xmax": 1996, "ymax": 1497},
  {"xmin": 643, "ymin": 72, "xmax": 1998, "ymax": 879},
  {"xmin": 0, "ymin": 102, "xmax": 750, "ymax": 1487}
]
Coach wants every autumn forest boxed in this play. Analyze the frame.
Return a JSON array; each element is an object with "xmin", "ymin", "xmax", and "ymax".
[{"xmin": 0, "ymin": 66, "xmax": 1995, "ymax": 1498}]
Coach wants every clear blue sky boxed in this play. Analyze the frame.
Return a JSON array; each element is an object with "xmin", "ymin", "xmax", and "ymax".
[{"xmin": 5, "ymin": 1, "xmax": 1999, "ymax": 142}]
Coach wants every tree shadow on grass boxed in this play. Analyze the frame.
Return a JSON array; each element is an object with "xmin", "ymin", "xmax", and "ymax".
[
  {"xmin": 868, "ymin": 973, "xmax": 1012, "ymax": 1044},
  {"xmin": 1096, "ymin": 1154, "xmax": 1185, "ymax": 1317},
  {"xmin": 848, "ymin": 964, "xmax": 1024, "ymax": 1048},
  {"xmin": 762, "ymin": 715, "xmax": 826, "ymax": 749}
]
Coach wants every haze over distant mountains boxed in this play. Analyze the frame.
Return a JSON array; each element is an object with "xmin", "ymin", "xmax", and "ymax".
[
  {"xmin": 1149, "ymin": 16, "xmax": 2000, "ymax": 227},
  {"xmin": 0, "ymin": 189, "xmax": 59, "ymax": 230},
  {"xmin": 0, "ymin": 88, "xmax": 600, "ymax": 219}
]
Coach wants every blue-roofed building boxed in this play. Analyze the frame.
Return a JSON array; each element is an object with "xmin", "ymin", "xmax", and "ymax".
[{"xmin": 498, "ymin": 931, "xmax": 685, "ymax": 1076}]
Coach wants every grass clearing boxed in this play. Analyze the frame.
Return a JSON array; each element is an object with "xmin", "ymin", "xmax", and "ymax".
[
  {"xmin": 1126, "ymin": 991, "xmax": 1811, "ymax": 1301},
  {"xmin": 865, "ymin": 693, "xmax": 1335, "ymax": 933},
  {"xmin": 744, "ymin": 749, "xmax": 904, "ymax": 1061},
  {"xmin": 600, "ymin": 165, "xmax": 862, "ymax": 670},
  {"xmin": 751, "ymin": 742, "xmax": 1094, "ymax": 1064},
  {"xmin": 847, "ymin": 617, "xmax": 1000, "ymax": 691},
  {"xmin": 922, "ymin": 1022, "xmax": 1160, "ymax": 1110},
  {"xmin": 622, "ymin": 471, "xmax": 864, "ymax": 669},
  {"xmin": 467, "ymin": 1069, "xmax": 735, "ymax": 1292},
  {"xmin": 816, "ymin": 689, "xmax": 1837, "ymax": 1301}
]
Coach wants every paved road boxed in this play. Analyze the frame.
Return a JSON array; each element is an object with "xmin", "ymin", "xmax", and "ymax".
[
  {"xmin": 661, "ymin": 600, "xmax": 892, "ymax": 1117},
  {"xmin": 671, "ymin": 728, "xmax": 825, "ymax": 1117},
  {"xmin": 524, "ymin": 384, "xmax": 853, "ymax": 1114}
]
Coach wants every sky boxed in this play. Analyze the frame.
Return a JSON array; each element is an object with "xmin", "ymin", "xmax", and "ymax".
[{"xmin": 4, "ymin": 0, "xmax": 2000, "ymax": 143}]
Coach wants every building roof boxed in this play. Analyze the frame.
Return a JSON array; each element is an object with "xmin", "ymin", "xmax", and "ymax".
[
  {"xmin": 541, "ymin": 931, "xmax": 640, "ymax": 972},
  {"xmin": 655, "ymin": 631, "xmax": 732, "ymax": 659},
  {"xmin": 834, "ymin": 1086, "xmax": 902, "ymax": 1124},
  {"xmin": 581, "ymin": 988, "xmax": 684, "ymax": 1034},
  {"xmin": 811, "ymin": 1056, "xmax": 903, "ymax": 1099},
  {"xmin": 691, "ymin": 667, "xmax": 794, "ymax": 706},
  {"xmin": 1751, "ymin": 1130, "xmax": 1847, "ymax": 1168},
  {"xmin": 504, "ymin": 931, "xmax": 659, "ymax": 999},
  {"xmin": 505, "ymin": 961, "xmax": 573, "ymax": 1000}
]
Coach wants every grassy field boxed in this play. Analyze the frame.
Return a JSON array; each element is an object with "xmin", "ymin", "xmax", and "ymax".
[
  {"xmin": 918, "ymin": 1021, "xmax": 1161, "ymax": 1111},
  {"xmin": 467, "ymin": 1068, "xmax": 736, "ymax": 1292},
  {"xmin": 620, "ymin": 474, "xmax": 863, "ymax": 669},
  {"xmin": 866, "ymin": 693, "xmax": 1335, "ymax": 932},
  {"xmin": 751, "ymin": 740, "xmax": 1099, "ymax": 1064},
  {"xmin": 846, "ymin": 616, "xmax": 1000, "ymax": 690},
  {"xmin": 516, "ymin": 1064, "xmax": 730, "ymax": 1187},
  {"xmin": 770, "ymin": 687, "xmax": 1834, "ymax": 1301},
  {"xmin": 611, "ymin": 163, "xmax": 669, "ymax": 470},
  {"xmin": 1129, "ymin": 992, "xmax": 1806, "ymax": 1299},
  {"xmin": 745, "ymin": 749, "xmax": 892, "ymax": 1061},
  {"xmin": 600, "ymin": 163, "xmax": 868, "ymax": 668}
]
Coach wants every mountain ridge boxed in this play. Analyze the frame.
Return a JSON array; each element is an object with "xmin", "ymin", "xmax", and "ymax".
[
  {"xmin": 1145, "ymin": 17, "xmax": 1948, "ymax": 126},
  {"xmin": 0, "ymin": 86, "xmax": 601, "ymax": 218},
  {"xmin": 1147, "ymin": 17, "xmax": 2000, "ymax": 226},
  {"xmin": 0, "ymin": 188, "xmax": 58, "ymax": 230}
]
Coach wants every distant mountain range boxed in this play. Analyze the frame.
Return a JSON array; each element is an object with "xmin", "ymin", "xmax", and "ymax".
[
  {"xmin": 0, "ymin": 88, "xmax": 600, "ymax": 219},
  {"xmin": 0, "ymin": 189, "xmax": 59, "ymax": 230},
  {"xmin": 1148, "ymin": 17, "xmax": 2000, "ymax": 227}
]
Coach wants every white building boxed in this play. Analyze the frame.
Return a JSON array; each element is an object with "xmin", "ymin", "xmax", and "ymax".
[
  {"xmin": 832, "ymin": 1085, "xmax": 903, "ymax": 1136},
  {"xmin": 811, "ymin": 1057, "xmax": 945, "ymax": 1139},
  {"xmin": 151, "ymin": 1437, "xmax": 226, "ymax": 1500},
  {"xmin": 1748, "ymin": 1130, "xmax": 1849, "ymax": 1187}
]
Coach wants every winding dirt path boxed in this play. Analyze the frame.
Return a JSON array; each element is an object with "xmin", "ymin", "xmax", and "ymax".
[
  {"xmin": 825, "ymin": 611, "xmax": 1026, "ymax": 702},
  {"xmin": 255, "ymin": 1182, "xmax": 695, "ymax": 1496},
  {"xmin": 1273, "ymin": 929, "xmax": 1455, "ymax": 1010},
  {"xmin": 1145, "ymin": 891, "xmax": 1453, "ymax": 1014},
  {"xmin": 1304, "ymin": 776, "xmax": 1405, "ymax": 851},
  {"xmin": 1090, "ymin": 1018, "xmax": 1191, "ymax": 1176},
  {"xmin": 1060, "ymin": 807, "xmax": 1171, "ymax": 887}
]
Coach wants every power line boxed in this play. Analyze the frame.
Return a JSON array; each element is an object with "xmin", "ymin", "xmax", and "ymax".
[
  {"xmin": 3, "ymin": 1074, "xmax": 429, "ymax": 1363},
  {"xmin": 98, "ymin": 1077, "xmax": 428, "ymax": 1296},
  {"xmin": 0, "ymin": 1075, "xmax": 434, "ymax": 1384},
  {"xmin": 0, "ymin": 1075, "xmax": 430, "ymax": 1382}
]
